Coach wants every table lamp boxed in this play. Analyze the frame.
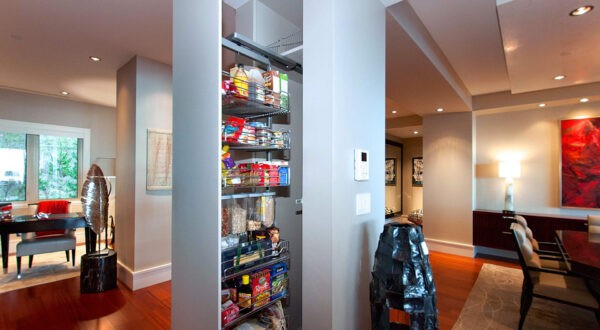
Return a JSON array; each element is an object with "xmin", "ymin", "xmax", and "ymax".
[{"xmin": 499, "ymin": 160, "xmax": 521, "ymax": 215}]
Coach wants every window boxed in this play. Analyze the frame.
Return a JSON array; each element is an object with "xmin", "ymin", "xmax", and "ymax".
[
  {"xmin": 39, "ymin": 135, "xmax": 79, "ymax": 199},
  {"xmin": 0, "ymin": 132, "xmax": 26, "ymax": 201},
  {"xmin": 0, "ymin": 119, "xmax": 90, "ymax": 203}
]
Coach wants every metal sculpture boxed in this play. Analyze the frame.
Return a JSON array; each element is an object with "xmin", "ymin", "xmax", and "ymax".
[{"xmin": 81, "ymin": 164, "xmax": 111, "ymax": 252}]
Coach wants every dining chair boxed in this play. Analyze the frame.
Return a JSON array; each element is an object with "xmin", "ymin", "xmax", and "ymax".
[
  {"xmin": 507, "ymin": 214, "xmax": 568, "ymax": 270},
  {"xmin": 510, "ymin": 222, "xmax": 600, "ymax": 329},
  {"xmin": 15, "ymin": 200, "xmax": 76, "ymax": 279},
  {"xmin": 589, "ymin": 215, "xmax": 600, "ymax": 234}
]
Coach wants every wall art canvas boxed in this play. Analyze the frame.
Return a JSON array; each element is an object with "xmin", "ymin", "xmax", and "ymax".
[
  {"xmin": 385, "ymin": 158, "xmax": 396, "ymax": 186},
  {"xmin": 147, "ymin": 128, "xmax": 172, "ymax": 190},
  {"xmin": 561, "ymin": 117, "xmax": 600, "ymax": 208},
  {"xmin": 412, "ymin": 157, "xmax": 423, "ymax": 187}
]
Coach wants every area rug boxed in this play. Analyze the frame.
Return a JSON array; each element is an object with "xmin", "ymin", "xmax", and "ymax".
[
  {"xmin": 0, "ymin": 244, "xmax": 86, "ymax": 294},
  {"xmin": 452, "ymin": 263, "xmax": 599, "ymax": 330}
]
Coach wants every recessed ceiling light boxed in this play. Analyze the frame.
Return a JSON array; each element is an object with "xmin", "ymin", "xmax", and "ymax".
[
  {"xmin": 89, "ymin": 56, "xmax": 102, "ymax": 62},
  {"xmin": 60, "ymin": 91, "xmax": 69, "ymax": 95},
  {"xmin": 570, "ymin": 5, "xmax": 593, "ymax": 16},
  {"xmin": 391, "ymin": 110, "xmax": 397, "ymax": 114},
  {"xmin": 538, "ymin": 103, "xmax": 546, "ymax": 108},
  {"xmin": 413, "ymin": 131, "xmax": 419, "ymax": 135},
  {"xmin": 436, "ymin": 108, "xmax": 444, "ymax": 112},
  {"xmin": 553, "ymin": 75, "xmax": 566, "ymax": 80},
  {"xmin": 580, "ymin": 97, "xmax": 590, "ymax": 103}
]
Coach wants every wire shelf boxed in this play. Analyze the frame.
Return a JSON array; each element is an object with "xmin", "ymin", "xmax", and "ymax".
[
  {"xmin": 222, "ymin": 71, "xmax": 289, "ymax": 119},
  {"xmin": 222, "ymin": 166, "xmax": 289, "ymax": 188},
  {"xmin": 222, "ymin": 293, "xmax": 289, "ymax": 329},
  {"xmin": 221, "ymin": 240, "xmax": 289, "ymax": 280}
]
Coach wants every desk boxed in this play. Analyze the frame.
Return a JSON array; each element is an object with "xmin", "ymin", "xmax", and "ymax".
[
  {"xmin": 0, "ymin": 213, "xmax": 95, "ymax": 272},
  {"xmin": 556, "ymin": 230, "xmax": 600, "ymax": 279}
]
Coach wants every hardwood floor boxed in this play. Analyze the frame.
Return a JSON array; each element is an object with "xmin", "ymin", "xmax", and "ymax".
[
  {"xmin": 0, "ymin": 251, "xmax": 517, "ymax": 329},
  {"xmin": 429, "ymin": 252, "xmax": 518, "ymax": 330}
]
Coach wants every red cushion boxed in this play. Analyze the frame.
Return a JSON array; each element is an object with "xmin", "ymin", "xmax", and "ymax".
[{"xmin": 36, "ymin": 200, "xmax": 70, "ymax": 237}]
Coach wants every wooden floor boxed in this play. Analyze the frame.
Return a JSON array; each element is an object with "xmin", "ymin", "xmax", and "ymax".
[{"xmin": 0, "ymin": 251, "xmax": 517, "ymax": 329}]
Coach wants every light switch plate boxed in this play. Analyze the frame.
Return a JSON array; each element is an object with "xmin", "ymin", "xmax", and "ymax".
[{"xmin": 356, "ymin": 193, "xmax": 371, "ymax": 215}]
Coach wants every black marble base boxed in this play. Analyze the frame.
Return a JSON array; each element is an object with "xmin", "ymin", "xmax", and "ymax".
[{"xmin": 80, "ymin": 249, "xmax": 117, "ymax": 293}]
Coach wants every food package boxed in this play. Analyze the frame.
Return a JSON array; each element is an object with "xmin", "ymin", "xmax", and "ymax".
[
  {"xmin": 257, "ymin": 196, "xmax": 275, "ymax": 227},
  {"xmin": 270, "ymin": 262, "xmax": 288, "ymax": 300},
  {"xmin": 222, "ymin": 116, "xmax": 246, "ymax": 143},
  {"xmin": 229, "ymin": 198, "xmax": 248, "ymax": 234},
  {"xmin": 230, "ymin": 64, "xmax": 249, "ymax": 98},
  {"xmin": 221, "ymin": 300, "xmax": 240, "ymax": 325},
  {"xmin": 280, "ymin": 73, "xmax": 288, "ymax": 110},
  {"xmin": 262, "ymin": 70, "xmax": 280, "ymax": 107},
  {"xmin": 221, "ymin": 199, "xmax": 230, "ymax": 236},
  {"xmin": 247, "ymin": 66, "xmax": 266, "ymax": 102},
  {"xmin": 251, "ymin": 269, "xmax": 271, "ymax": 309}
]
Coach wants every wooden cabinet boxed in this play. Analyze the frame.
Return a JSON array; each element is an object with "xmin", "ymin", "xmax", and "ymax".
[{"xmin": 473, "ymin": 210, "xmax": 588, "ymax": 251}]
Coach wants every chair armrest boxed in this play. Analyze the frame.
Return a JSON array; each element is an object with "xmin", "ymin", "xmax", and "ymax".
[
  {"xmin": 528, "ymin": 266, "xmax": 569, "ymax": 275},
  {"xmin": 538, "ymin": 254, "xmax": 565, "ymax": 261},
  {"xmin": 529, "ymin": 266, "xmax": 586, "ymax": 278},
  {"xmin": 536, "ymin": 249, "xmax": 563, "ymax": 257},
  {"xmin": 537, "ymin": 241, "xmax": 558, "ymax": 247}
]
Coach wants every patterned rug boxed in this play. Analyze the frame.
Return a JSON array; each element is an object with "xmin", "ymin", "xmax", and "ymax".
[
  {"xmin": 0, "ymin": 244, "xmax": 86, "ymax": 294},
  {"xmin": 452, "ymin": 263, "xmax": 599, "ymax": 330}
]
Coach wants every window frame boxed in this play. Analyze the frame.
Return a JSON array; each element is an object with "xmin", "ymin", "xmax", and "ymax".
[{"xmin": 0, "ymin": 119, "xmax": 90, "ymax": 203}]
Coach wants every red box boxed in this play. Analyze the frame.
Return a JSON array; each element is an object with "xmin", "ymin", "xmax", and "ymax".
[
  {"xmin": 251, "ymin": 269, "xmax": 271, "ymax": 308},
  {"xmin": 221, "ymin": 300, "xmax": 239, "ymax": 324}
]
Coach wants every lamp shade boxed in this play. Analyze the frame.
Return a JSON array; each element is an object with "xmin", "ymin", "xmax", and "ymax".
[{"xmin": 499, "ymin": 160, "xmax": 521, "ymax": 179}]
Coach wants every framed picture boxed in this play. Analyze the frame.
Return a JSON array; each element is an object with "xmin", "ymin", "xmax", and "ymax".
[
  {"xmin": 147, "ymin": 128, "xmax": 173, "ymax": 190},
  {"xmin": 385, "ymin": 158, "xmax": 396, "ymax": 186},
  {"xmin": 412, "ymin": 157, "xmax": 423, "ymax": 187},
  {"xmin": 560, "ymin": 117, "xmax": 600, "ymax": 208}
]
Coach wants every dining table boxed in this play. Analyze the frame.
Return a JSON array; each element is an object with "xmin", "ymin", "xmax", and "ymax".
[
  {"xmin": 0, "ymin": 213, "xmax": 96, "ymax": 273},
  {"xmin": 555, "ymin": 229, "xmax": 600, "ymax": 280}
]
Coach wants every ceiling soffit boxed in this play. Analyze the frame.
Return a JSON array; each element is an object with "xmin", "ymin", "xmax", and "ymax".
[
  {"xmin": 386, "ymin": 2, "xmax": 472, "ymax": 116},
  {"xmin": 497, "ymin": 0, "xmax": 600, "ymax": 94}
]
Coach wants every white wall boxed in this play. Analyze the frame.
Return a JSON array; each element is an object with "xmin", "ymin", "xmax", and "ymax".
[
  {"xmin": 303, "ymin": 0, "xmax": 385, "ymax": 328},
  {"xmin": 0, "ymin": 88, "xmax": 116, "ymax": 163},
  {"xmin": 423, "ymin": 112, "xmax": 473, "ymax": 256},
  {"xmin": 475, "ymin": 101, "xmax": 600, "ymax": 218},
  {"xmin": 116, "ymin": 56, "xmax": 173, "ymax": 290},
  {"xmin": 236, "ymin": 0, "xmax": 300, "ymax": 46}
]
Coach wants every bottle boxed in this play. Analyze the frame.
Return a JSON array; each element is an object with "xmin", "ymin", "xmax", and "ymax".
[
  {"xmin": 237, "ymin": 274, "xmax": 252, "ymax": 310},
  {"xmin": 232, "ymin": 64, "xmax": 249, "ymax": 98}
]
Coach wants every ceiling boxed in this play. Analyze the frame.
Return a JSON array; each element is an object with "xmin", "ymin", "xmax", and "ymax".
[{"xmin": 1, "ymin": 0, "xmax": 599, "ymax": 139}]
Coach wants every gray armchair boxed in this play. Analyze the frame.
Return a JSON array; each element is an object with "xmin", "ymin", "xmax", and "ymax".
[{"xmin": 15, "ymin": 200, "xmax": 76, "ymax": 279}]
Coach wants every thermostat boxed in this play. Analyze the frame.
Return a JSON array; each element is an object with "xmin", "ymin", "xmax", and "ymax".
[{"xmin": 354, "ymin": 149, "xmax": 369, "ymax": 181}]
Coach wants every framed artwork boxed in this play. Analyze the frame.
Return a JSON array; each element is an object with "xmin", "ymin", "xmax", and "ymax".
[
  {"xmin": 560, "ymin": 117, "xmax": 600, "ymax": 208},
  {"xmin": 147, "ymin": 128, "xmax": 173, "ymax": 190},
  {"xmin": 385, "ymin": 158, "xmax": 396, "ymax": 186},
  {"xmin": 412, "ymin": 157, "xmax": 423, "ymax": 187}
]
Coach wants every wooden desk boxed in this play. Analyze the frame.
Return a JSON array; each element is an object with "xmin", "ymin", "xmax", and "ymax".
[
  {"xmin": 0, "ymin": 213, "xmax": 95, "ymax": 272},
  {"xmin": 556, "ymin": 230, "xmax": 600, "ymax": 279}
]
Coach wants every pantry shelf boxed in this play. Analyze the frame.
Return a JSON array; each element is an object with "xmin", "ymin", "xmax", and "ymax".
[
  {"xmin": 222, "ymin": 293, "xmax": 289, "ymax": 330},
  {"xmin": 224, "ymin": 142, "xmax": 290, "ymax": 152},
  {"xmin": 222, "ymin": 95, "xmax": 288, "ymax": 119}
]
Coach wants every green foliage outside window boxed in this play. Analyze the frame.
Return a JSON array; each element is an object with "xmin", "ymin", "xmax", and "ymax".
[
  {"xmin": 39, "ymin": 136, "xmax": 78, "ymax": 199},
  {"xmin": 0, "ymin": 132, "xmax": 26, "ymax": 202}
]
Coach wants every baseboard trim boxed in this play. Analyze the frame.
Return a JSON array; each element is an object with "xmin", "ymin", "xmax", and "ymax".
[
  {"xmin": 425, "ymin": 238, "xmax": 474, "ymax": 258},
  {"xmin": 117, "ymin": 261, "xmax": 171, "ymax": 291},
  {"xmin": 474, "ymin": 246, "xmax": 517, "ymax": 261}
]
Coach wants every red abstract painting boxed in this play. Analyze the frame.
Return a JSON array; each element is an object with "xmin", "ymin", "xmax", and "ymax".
[{"xmin": 561, "ymin": 117, "xmax": 600, "ymax": 208}]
